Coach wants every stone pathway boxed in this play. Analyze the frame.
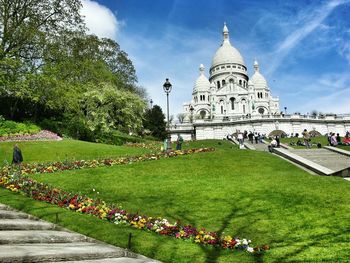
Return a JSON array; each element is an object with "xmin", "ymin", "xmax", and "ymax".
[{"xmin": 0, "ymin": 203, "xmax": 161, "ymax": 263}]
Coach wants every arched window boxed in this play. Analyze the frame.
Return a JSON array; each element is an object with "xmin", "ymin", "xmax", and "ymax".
[
  {"xmin": 239, "ymin": 80, "xmax": 242, "ymax": 86},
  {"xmin": 222, "ymin": 79, "xmax": 226, "ymax": 86},
  {"xmin": 217, "ymin": 81, "xmax": 221, "ymax": 89},
  {"xmin": 220, "ymin": 100, "xmax": 224, "ymax": 114},
  {"xmin": 229, "ymin": 78, "xmax": 234, "ymax": 83},
  {"xmin": 203, "ymin": 95, "xmax": 205, "ymax": 101},
  {"xmin": 230, "ymin": 97, "xmax": 235, "ymax": 110}
]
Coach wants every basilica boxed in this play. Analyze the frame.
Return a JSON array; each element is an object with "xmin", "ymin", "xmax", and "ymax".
[
  {"xmin": 173, "ymin": 23, "xmax": 350, "ymax": 140},
  {"xmin": 182, "ymin": 23, "xmax": 280, "ymax": 120}
]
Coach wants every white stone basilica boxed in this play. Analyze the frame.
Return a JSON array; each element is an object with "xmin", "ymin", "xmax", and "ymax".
[
  {"xmin": 172, "ymin": 23, "xmax": 350, "ymax": 141},
  {"xmin": 182, "ymin": 23, "xmax": 280, "ymax": 121}
]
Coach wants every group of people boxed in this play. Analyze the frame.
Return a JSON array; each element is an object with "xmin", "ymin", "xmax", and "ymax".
[
  {"xmin": 226, "ymin": 131, "xmax": 266, "ymax": 150},
  {"xmin": 163, "ymin": 135, "xmax": 184, "ymax": 151},
  {"xmin": 327, "ymin": 131, "xmax": 350, "ymax": 146}
]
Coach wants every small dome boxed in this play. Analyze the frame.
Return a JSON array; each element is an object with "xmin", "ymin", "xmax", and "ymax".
[
  {"xmin": 193, "ymin": 64, "xmax": 210, "ymax": 92},
  {"xmin": 251, "ymin": 60, "xmax": 267, "ymax": 87},
  {"xmin": 251, "ymin": 71, "xmax": 267, "ymax": 86},
  {"xmin": 211, "ymin": 23, "xmax": 245, "ymax": 68}
]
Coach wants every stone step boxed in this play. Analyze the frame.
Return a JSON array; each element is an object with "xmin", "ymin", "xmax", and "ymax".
[
  {"xmin": 289, "ymin": 149, "xmax": 350, "ymax": 172},
  {"xmin": 0, "ymin": 219, "xmax": 55, "ymax": 230},
  {"xmin": 0, "ymin": 209, "xmax": 32, "ymax": 219},
  {"xmin": 0, "ymin": 242, "xmax": 128, "ymax": 263},
  {"xmin": 273, "ymin": 148, "xmax": 350, "ymax": 176},
  {"xmin": 60, "ymin": 258, "xmax": 158, "ymax": 263},
  {"xmin": 0, "ymin": 230, "xmax": 89, "ymax": 244}
]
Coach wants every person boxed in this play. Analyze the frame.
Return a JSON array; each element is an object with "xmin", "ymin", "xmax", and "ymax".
[
  {"xmin": 176, "ymin": 135, "xmax": 184, "ymax": 150},
  {"xmin": 275, "ymin": 135, "xmax": 280, "ymax": 147},
  {"xmin": 302, "ymin": 129, "xmax": 311, "ymax": 148},
  {"xmin": 254, "ymin": 132, "xmax": 259, "ymax": 144},
  {"xmin": 268, "ymin": 138, "xmax": 277, "ymax": 152},
  {"xmin": 12, "ymin": 144, "xmax": 23, "ymax": 166},
  {"xmin": 330, "ymin": 133, "xmax": 337, "ymax": 146},
  {"xmin": 248, "ymin": 132, "xmax": 254, "ymax": 143},
  {"xmin": 237, "ymin": 131, "xmax": 244, "ymax": 149},
  {"xmin": 163, "ymin": 138, "xmax": 168, "ymax": 152},
  {"xmin": 336, "ymin": 133, "xmax": 341, "ymax": 144},
  {"xmin": 343, "ymin": 134, "xmax": 350, "ymax": 145}
]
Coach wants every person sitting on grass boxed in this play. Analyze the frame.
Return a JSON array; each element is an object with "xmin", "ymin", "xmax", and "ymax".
[
  {"xmin": 12, "ymin": 144, "xmax": 23, "ymax": 167},
  {"xmin": 343, "ymin": 134, "xmax": 350, "ymax": 145}
]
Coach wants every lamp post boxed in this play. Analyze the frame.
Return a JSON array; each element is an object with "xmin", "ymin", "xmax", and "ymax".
[
  {"xmin": 150, "ymin": 99, "xmax": 153, "ymax": 108},
  {"xmin": 284, "ymin": 106, "xmax": 287, "ymax": 115},
  {"xmin": 163, "ymin": 78, "xmax": 172, "ymax": 151}
]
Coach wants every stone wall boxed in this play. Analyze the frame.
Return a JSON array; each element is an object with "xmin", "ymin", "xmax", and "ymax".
[{"xmin": 171, "ymin": 115, "xmax": 350, "ymax": 140}]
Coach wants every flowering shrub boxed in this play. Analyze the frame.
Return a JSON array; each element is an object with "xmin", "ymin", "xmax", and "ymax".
[
  {"xmin": 0, "ymin": 147, "xmax": 269, "ymax": 254},
  {"xmin": 0, "ymin": 130, "xmax": 62, "ymax": 142}
]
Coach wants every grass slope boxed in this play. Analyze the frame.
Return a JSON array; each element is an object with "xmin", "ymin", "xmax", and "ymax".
[
  {"xmin": 0, "ymin": 139, "xmax": 152, "ymax": 164},
  {"xmin": 1, "ymin": 140, "xmax": 350, "ymax": 262}
]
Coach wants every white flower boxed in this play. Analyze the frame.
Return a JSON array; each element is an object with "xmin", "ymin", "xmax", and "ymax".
[
  {"xmin": 247, "ymin": 247, "xmax": 254, "ymax": 253},
  {"xmin": 243, "ymin": 239, "xmax": 248, "ymax": 245}
]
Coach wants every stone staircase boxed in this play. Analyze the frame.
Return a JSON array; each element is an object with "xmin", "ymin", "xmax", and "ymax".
[
  {"xmin": 0, "ymin": 204, "xmax": 160, "ymax": 263},
  {"xmin": 272, "ymin": 147, "xmax": 350, "ymax": 177}
]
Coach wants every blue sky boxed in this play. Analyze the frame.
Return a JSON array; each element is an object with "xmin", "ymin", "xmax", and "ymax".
[{"xmin": 81, "ymin": 0, "xmax": 350, "ymax": 116}]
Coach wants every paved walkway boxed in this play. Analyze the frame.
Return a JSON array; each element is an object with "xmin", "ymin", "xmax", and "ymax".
[{"xmin": 0, "ymin": 203, "xmax": 161, "ymax": 263}]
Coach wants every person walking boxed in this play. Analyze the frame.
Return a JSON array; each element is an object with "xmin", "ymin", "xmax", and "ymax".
[
  {"xmin": 176, "ymin": 134, "xmax": 184, "ymax": 150},
  {"xmin": 12, "ymin": 144, "xmax": 23, "ymax": 166},
  {"xmin": 302, "ymin": 129, "xmax": 311, "ymax": 148}
]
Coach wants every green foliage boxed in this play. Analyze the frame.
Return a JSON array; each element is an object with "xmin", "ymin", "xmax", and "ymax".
[
  {"xmin": 0, "ymin": 0, "xmax": 147, "ymax": 140},
  {"xmin": 82, "ymin": 83, "xmax": 146, "ymax": 134},
  {"xmin": 143, "ymin": 105, "xmax": 167, "ymax": 140},
  {"xmin": 0, "ymin": 117, "xmax": 41, "ymax": 137}
]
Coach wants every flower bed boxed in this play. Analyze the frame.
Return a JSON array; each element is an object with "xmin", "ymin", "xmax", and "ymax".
[
  {"xmin": 0, "ymin": 130, "xmax": 62, "ymax": 142},
  {"xmin": 0, "ymin": 172, "xmax": 268, "ymax": 254},
  {"xmin": 15, "ymin": 148, "xmax": 214, "ymax": 176},
  {"xmin": 0, "ymin": 148, "xmax": 269, "ymax": 254}
]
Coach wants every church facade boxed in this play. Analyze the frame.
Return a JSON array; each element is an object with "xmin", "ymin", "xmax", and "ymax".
[
  {"xmin": 172, "ymin": 23, "xmax": 350, "ymax": 140},
  {"xmin": 182, "ymin": 23, "xmax": 280, "ymax": 121}
]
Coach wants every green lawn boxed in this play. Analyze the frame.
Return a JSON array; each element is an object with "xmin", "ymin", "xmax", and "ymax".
[
  {"xmin": 1, "ymin": 140, "xmax": 350, "ymax": 262},
  {"xmin": 0, "ymin": 139, "xmax": 153, "ymax": 164}
]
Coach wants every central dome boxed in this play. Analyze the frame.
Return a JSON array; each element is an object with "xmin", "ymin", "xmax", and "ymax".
[{"xmin": 211, "ymin": 23, "xmax": 245, "ymax": 69}]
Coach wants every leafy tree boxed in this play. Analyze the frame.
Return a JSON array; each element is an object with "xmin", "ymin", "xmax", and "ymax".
[
  {"xmin": 177, "ymin": 113, "xmax": 185, "ymax": 123},
  {"xmin": 82, "ymin": 83, "xmax": 145, "ymax": 134},
  {"xmin": 143, "ymin": 105, "xmax": 167, "ymax": 140}
]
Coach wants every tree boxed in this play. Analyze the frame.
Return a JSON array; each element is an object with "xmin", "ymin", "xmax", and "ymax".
[
  {"xmin": 177, "ymin": 113, "xmax": 185, "ymax": 123},
  {"xmin": 143, "ymin": 105, "xmax": 167, "ymax": 140},
  {"xmin": 82, "ymin": 83, "xmax": 145, "ymax": 134}
]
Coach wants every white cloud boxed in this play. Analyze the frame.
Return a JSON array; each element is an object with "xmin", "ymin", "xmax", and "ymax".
[
  {"xmin": 266, "ymin": 0, "xmax": 350, "ymax": 75},
  {"xmin": 80, "ymin": 0, "xmax": 119, "ymax": 39}
]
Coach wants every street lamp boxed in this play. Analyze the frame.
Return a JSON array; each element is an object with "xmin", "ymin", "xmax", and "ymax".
[
  {"xmin": 163, "ymin": 78, "xmax": 172, "ymax": 151},
  {"xmin": 150, "ymin": 99, "xmax": 153, "ymax": 108},
  {"xmin": 189, "ymin": 105, "xmax": 194, "ymax": 123},
  {"xmin": 284, "ymin": 106, "xmax": 287, "ymax": 115}
]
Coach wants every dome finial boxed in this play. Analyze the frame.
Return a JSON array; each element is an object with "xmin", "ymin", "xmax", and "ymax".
[
  {"xmin": 223, "ymin": 22, "xmax": 229, "ymax": 42},
  {"xmin": 254, "ymin": 59, "xmax": 259, "ymax": 72},
  {"xmin": 199, "ymin": 64, "xmax": 205, "ymax": 75}
]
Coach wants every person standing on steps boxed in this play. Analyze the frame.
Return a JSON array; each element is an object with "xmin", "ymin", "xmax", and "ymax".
[{"xmin": 12, "ymin": 144, "xmax": 23, "ymax": 167}]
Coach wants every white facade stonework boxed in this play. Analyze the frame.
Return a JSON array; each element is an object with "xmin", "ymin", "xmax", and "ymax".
[
  {"xmin": 172, "ymin": 23, "xmax": 350, "ymax": 140},
  {"xmin": 182, "ymin": 23, "xmax": 279, "ymax": 121}
]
